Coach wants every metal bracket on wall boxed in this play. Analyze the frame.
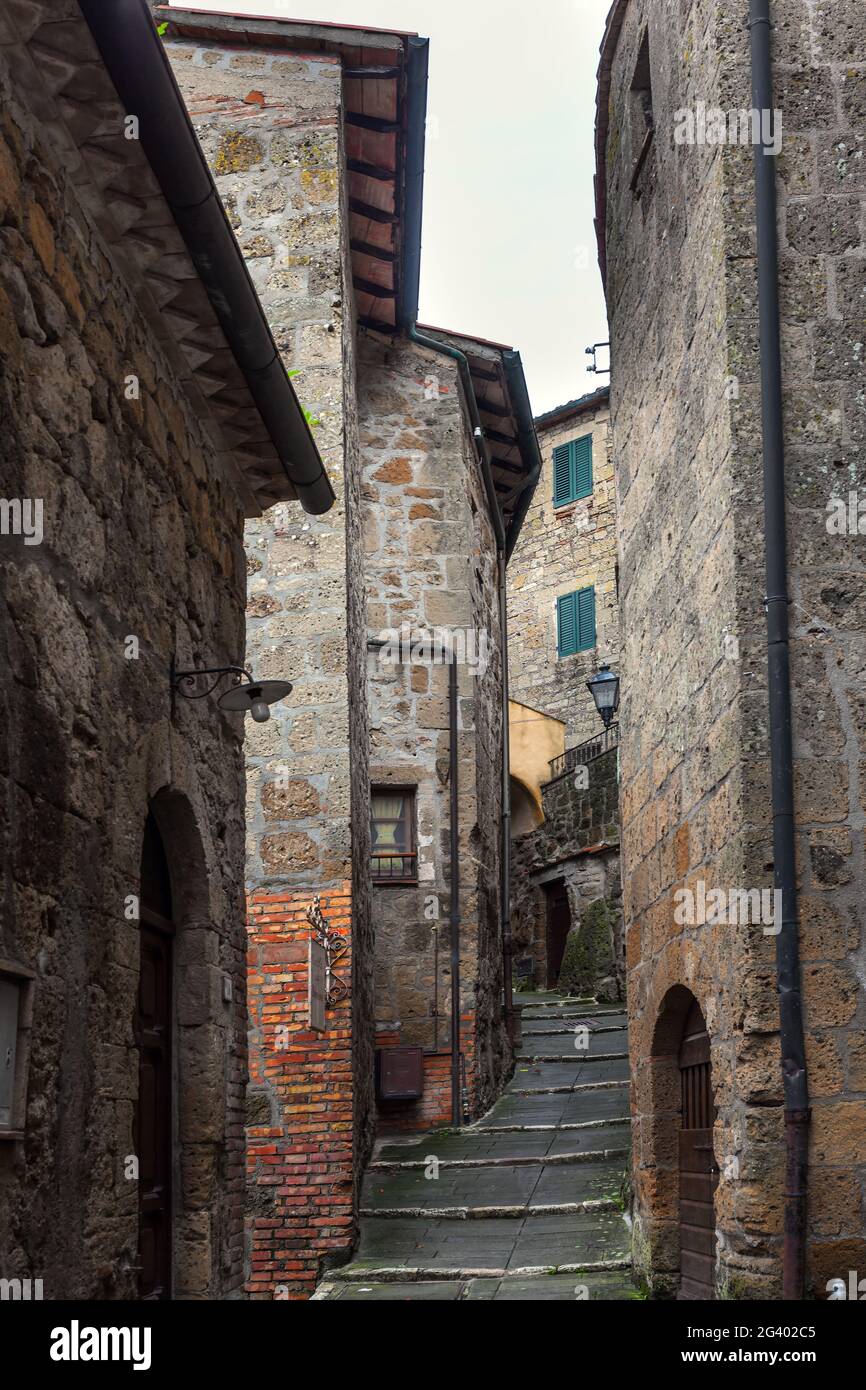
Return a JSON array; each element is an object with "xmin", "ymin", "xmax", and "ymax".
[{"xmin": 306, "ymin": 895, "xmax": 349, "ymax": 1007}]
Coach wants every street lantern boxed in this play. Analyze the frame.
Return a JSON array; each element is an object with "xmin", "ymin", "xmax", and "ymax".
[
  {"xmin": 586, "ymin": 664, "xmax": 620, "ymax": 729},
  {"xmin": 171, "ymin": 660, "xmax": 292, "ymax": 723}
]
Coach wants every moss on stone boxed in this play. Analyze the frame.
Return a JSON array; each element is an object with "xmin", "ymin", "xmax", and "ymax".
[{"xmin": 556, "ymin": 896, "xmax": 619, "ymax": 998}]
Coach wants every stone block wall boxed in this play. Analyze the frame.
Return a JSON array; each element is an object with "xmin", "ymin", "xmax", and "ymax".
[
  {"xmin": 167, "ymin": 35, "xmax": 375, "ymax": 1291},
  {"xmin": 507, "ymin": 395, "xmax": 618, "ymax": 747},
  {"xmin": 359, "ymin": 335, "xmax": 508, "ymax": 1127},
  {"xmin": 511, "ymin": 749, "xmax": 623, "ymax": 993},
  {"xmin": 0, "ymin": 49, "xmax": 249, "ymax": 1298},
  {"xmin": 602, "ymin": 0, "xmax": 866, "ymax": 1299}
]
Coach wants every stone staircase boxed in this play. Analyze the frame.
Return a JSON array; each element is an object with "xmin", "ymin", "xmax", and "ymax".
[{"xmin": 314, "ymin": 993, "xmax": 637, "ymax": 1301}]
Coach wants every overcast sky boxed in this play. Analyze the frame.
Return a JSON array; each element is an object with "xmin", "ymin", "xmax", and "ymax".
[{"xmin": 168, "ymin": 0, "xmax": 610, "ymax": 414}]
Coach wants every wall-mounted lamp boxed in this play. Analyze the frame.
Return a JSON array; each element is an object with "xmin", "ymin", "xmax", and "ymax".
[
  {"xmin": 171, "ymin": 659, "xmax": 292, "ymax": 723},
  {"xmin": 586, "ymin": 663, "xmax": 620, "ymax": 730}
]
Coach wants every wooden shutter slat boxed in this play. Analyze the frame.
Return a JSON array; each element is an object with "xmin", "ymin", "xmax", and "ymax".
[
  {"xmin": 577, "ymin": 587, "xmax": 596, "ymax": 650},
  {"xmin": 557, "ymin": 592, "xmax": 578, "ymax": 656},
  {"xmin": 574, "ymin": 434, "xmax": 593, "ymax": 499}
]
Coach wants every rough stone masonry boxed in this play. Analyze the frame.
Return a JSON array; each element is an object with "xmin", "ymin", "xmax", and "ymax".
[{"xmin": 600, "ymin": 0, "xmax": 866, "ymax": 1298}]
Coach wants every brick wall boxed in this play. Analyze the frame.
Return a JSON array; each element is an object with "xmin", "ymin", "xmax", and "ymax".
[{"xmin": 246, "ymin": 889, "xmax": 355, "ymax": 1298}]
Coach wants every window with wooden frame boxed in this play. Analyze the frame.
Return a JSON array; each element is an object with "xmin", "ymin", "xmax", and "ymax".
[
  {"xmin": 629, "ymin": 30, "xmax": 655, "ymax": 195},
  {"xmin": 371, "ymin": 787, "xmax": 418, "ymax": 884},
  {"xmin": 552, "ymin": 434, "xmax": 593, "ymax": 507},
  {"xmin": 557, "ymin": 587, "xmax": 597, "ymax": 658},
  {"xmin": 0, "ymin": 960, "xmax": 34, "ymax": 1139}
]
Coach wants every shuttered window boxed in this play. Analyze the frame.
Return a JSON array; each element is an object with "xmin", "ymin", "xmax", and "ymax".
[
  {"xmin": 557, "ymin": 587, "xmax": 596, "ymax": 657},
  {"xmin": 552, "ymin": 434, "xmax": 593, "ymax": 507}
]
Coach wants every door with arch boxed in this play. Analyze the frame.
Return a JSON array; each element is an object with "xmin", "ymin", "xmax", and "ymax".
[
  {"xmin": 677, "ymin": 998, "xmax": 718, "ymax": 1300},
  {"xmin": 134, "ymin": 811, "xmax": 175, "ymax": 1300}
]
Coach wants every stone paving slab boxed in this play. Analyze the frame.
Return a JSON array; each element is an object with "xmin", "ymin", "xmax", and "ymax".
[
  {"xmin": 362, "ymin": 1163, "xmax": 541, "ymax": 1211},
  {"xmin": 475, "ymin": 1085, "xmax": 629, "ymax": 1128},
  {"xmin": 352, "ymin": 1210, "xmax": 630, "ymax": 1272},
  {"xmin": 508, "ymin": 1056, "xmax": 630, "ymax": 1089},
  {"xmin": 518, "ymin": 1029, "xmax": 627, "ymax": 1058},
  {"xmin": 316, "ymin": 1271, "xmax": 640, "ymax": 1301},
  {"xmin": 521, "ymin": 1015, "xmax": 628, "ymax": 1035},
  {"xmin": 374, "ymin": 1130, "xmax": 553, "ymax": 1164}
]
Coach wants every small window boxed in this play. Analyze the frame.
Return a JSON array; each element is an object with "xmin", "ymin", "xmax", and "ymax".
[
  {"xmin": 629, "ymin": 31, "xmax": 655, "ymax": 194},
  {"xmin": 371, "ymin": 788, "xmax": 417, "ymax": 884},
  {"xmin": 0, "ymin": 962, "xmax": 34, "ymax": 1138},
  {"xmin": 553, "ymin": 435, "xmax": 593, "ymax": 507},
  {"xmin": 557, "ymin": 587, "xmax": 596, "ymax": 658}
]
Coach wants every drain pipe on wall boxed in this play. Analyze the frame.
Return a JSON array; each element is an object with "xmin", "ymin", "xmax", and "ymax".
[{"xmin": 749, "ymin": 0, "xmax": 810, "ymax": 1300}]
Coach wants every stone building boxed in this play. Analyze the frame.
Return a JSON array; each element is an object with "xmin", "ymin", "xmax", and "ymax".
[
  {"xmin": 0, "ymin": 0, "xmax": 330, "ymax": 1300},
  {"xmin": 598, "ymin": 0, "xmax": 866, "ymax": 1298},
  {"xmin": 509, "ymin": 386, "xmax": 618, "ymax": 748},
  {"xmin": 506, "ymin": 387, "xmax": 623, "ymax": 995},
  {"xmin": 160, "ymin": 6, "xmax": 541, "ymax": 1298}
]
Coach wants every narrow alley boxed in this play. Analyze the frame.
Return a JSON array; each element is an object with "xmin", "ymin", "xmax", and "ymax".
[{"xmin": 315, "ymin": 994, "xmax": 638, "ymax": 1301}]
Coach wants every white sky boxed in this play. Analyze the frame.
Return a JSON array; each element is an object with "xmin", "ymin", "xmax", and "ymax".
[{"xmin": 166, "ymin": 0, "xmax": 610, "ymax": 415}]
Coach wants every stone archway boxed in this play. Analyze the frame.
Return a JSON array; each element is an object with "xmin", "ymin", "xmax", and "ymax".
[
  {"xmin": 636, "ymin": 984, "xmax": 717, "ymax": 1298},
  {"xmin": 142, "ymin": 787, "xmax": 223, "ymax": 1300}
]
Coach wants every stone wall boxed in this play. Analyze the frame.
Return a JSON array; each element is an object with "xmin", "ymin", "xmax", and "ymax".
[
  {"xmin": 167, "ymin": 34, "xmax": 375, "ymax": 1294},
  {"xmin": 359, "ymin": 335, "xmax": 508, "ymax": 1126},
  {"xmin": 0, "ymin": 51, "xmax": 249, "ymax": 1298},
  {"xmin": 602, "ymin": 0, "xmax": 866, "ymax": 1299},
  {"xmin": 511, "ymin": 749, "xmax": 622, "ymax": 995},
  {"xmin": 508, "ymin": 394, "xmax": 618, "ymax": 747}
]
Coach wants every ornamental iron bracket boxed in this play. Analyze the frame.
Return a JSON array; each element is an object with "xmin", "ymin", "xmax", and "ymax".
[{"xmin": 306, "ymin": 895, "xmax": 349, "ymax": 1007}]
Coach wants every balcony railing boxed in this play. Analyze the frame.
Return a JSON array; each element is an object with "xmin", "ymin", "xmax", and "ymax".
[
  {"xmin": 547, "ymin": 722, "xmax": 620, "ymax": 783},
  {"xmin": 371, "ymin": 850, "xmax": 418, "ymax": 884}
]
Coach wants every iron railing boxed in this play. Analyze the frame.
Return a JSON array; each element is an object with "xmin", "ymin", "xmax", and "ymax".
[{"xmin": 547, "ymin": 722, "xmax": 619, "ymax": 783}]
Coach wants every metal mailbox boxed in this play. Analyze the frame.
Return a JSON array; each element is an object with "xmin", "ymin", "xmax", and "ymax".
[{"xmin": 376, "ymin": 1046, "xmax": 424, "ymax": 1101}]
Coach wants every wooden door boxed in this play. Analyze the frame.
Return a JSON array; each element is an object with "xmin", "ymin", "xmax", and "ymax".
[
  {"xmin": 545, "ymin": 882, "xmax": 571, "ymax": 989},
  {"xmin": 677, "ymin": 999, "xmax": 718, "ymax": 1300},
  {"xmin": 135, "ymin": 813, "xmax": 174, "ymax": 1300}
]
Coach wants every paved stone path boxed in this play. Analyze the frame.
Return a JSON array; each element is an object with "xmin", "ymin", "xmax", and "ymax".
[{"xmin": 314, "ymin": 993, "xmax": 638, "ymax": 1301}]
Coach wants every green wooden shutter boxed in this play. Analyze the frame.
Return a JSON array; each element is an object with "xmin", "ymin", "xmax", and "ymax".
[
  {"xmin": 577, "ymin": 587, "xmax": 596, "ymax": 650},
  {"xmin": 574, "ymin": 435, "xmax": 593, "ymax": 499},
  {"xmin": 557, "ymin": 592, "xmax": 579, "ymax": 657},
  {"xmin": 553, "ymin": 435, "xmax": 593, "ymax": 506},
  {"xmin": 553, "ymin": 444, "xmax": 573, "ymax": 507}
]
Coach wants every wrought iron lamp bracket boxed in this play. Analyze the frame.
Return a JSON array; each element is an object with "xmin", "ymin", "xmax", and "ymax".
[{"xmin": 306, "ymin": 895, "xmax": 349, "ymax": 1007}]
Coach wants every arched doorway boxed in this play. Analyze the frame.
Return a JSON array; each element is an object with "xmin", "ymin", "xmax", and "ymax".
[
  {"xmin": 677, "ymin": 997, "xmax": 718, "ymax": 1300},
  {"xmin": 135, "ymin": 811, "xmax": 175, "ymax": 1300},
  {"xmin": 543, "ymin": 880, "xmax": 571, "ymax": 988}
]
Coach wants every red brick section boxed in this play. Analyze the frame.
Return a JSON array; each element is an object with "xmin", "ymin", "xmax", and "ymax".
[
  {"xmin": 246, "ymin": 887, "xmax": 355, "ymax": 1300},
  {"xmin": 374, "ymin": 1017, "xmax": 477, "ymax": 1133}
]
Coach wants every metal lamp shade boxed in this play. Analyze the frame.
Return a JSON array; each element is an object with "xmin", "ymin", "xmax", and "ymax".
[{"xmin": 218, "ymin": 680, "xmax": 293, "ymax": 713}]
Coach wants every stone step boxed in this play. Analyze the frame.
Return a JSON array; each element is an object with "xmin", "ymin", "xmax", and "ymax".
[
  {"xmin": 362, "ymin": 1157, "xmax": 626, "ymax": 1215},
  {"xmin": 517, "ymin": 1017, "xmax": 625, "ymax": 1039},
  {"xmin": 347, "ymin": 1209, "xmax": 632, "ymax": 1274},
  {"xmin": 508, "ymin": 1056, "xmax": 630, "ymax": 1090},
  {"xmin": 476, "ymin": 1086, "xmax": 630, "ymax": 1129},
  {"xmin": 370, "ymin": 1147, "xmax": 629, "ymax": 1173},
  {"xmin": 514, "ymin": 1045, "xmax": 631, "ymax": 1056},
  {"xmin": 314, "ymin": 1270, "xmax": 640, "ymax": 1301}
]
